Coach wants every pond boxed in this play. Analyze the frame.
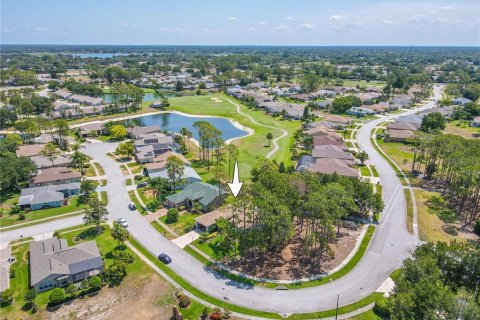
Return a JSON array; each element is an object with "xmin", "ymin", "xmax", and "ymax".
[
  {"xmin": 103, "ymin": 92, "xmax": 162, "ymax": 103},
  {"xmin": 126, "ymin": 113, "xmax": 248, "ymax": 142},
  {"xmin": 71, "ymin": 53, "xmax": 130, "ymax": 58}
]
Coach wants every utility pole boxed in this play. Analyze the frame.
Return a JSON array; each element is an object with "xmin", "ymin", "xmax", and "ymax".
[{"xmin": 335, "ymin": 293, "xmax": 339, "ymax": 320}]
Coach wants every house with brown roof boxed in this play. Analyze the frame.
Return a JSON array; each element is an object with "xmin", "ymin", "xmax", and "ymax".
[
  {"xmin": 78, "ymin": 123, "xmax": 106, "ymax": 137},
  {"xmin": 313, "ymin": 135, "xmax": 344, "ymax": 147},
  {"xmin": 16, "ymin": 144, "xmax": 45, "ymax": 158},
  {"xmin": 195, "ymin": 208, "xmax": 233, "ymax": 231},
  {"xmin": 29, "ymin": 167, "xmax": 81, "ymax": 187},
  {"xmin": 309, "ymin": 158, "xmax": 359, "ymax": 178},
  {"xmin": 322, "ymin": 115, "xmax": 351, "ymax": 125},
  {"xmin": 304, "ymin": 125, "xmax": 339, "ymax": 137},
  {"xmin": 386, "ymin": 122, "xmax": 418, "ymax": 131},
  {"xmin": 385, "ymin": 130, "xmax": 415, "ymax": 143},
  {"xmin": 312, "ymin": 145, "xmax": 355, "ymax": 161}
]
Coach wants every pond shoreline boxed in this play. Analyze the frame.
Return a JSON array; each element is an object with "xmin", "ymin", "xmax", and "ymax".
[{"xmin": 72, "ymin": 109, "xmax": 254, "ymax": 145}]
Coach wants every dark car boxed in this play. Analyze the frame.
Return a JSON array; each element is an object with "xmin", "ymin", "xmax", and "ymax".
[
  {"xmin": 128, "ymin": 203, "xmax": 136, "ymax": 210},
  {"xmin": 158, "ymin": 253, "xmax": 172, "ymax": 264},
  {"xmin": 137, "ymin": 182, "xmax": 148, "ymax": 188}
]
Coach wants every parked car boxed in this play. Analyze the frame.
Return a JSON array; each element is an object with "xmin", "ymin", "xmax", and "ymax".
[
  {"xmin": 137, "ymin": 182, "xmax": 148, "ymax": 188},
  {"xmin": 117, "ymin": 218, "xmax": 128, "ymax": 228},
  {"xmin": 128, "ymin": 203, "xmax": 136, "ymax": 210},
  {"xmin": 158, "ymin": 253, "xmax": 171, "ymax": 264}
]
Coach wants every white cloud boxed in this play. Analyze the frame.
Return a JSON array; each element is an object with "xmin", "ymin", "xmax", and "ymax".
[
  {"xmin": 407, "ymin": 14, "xmax": 426, "ymax": 22},
  {"xmin": 159, "ymin": 27, "xmax": 169, "ymax": 32},
  {"xmin": 275, "ymin": 25, "xmax": 289, "ymax": 31},
  {"xmin": 299, "ymin": 23, "xmax": 314, "ymax": 30},
  {"xmin": 329, "ymin": 15, "xmax": 347, "ymax": 21},
  {"xmin": 228, "ymin": 17, "xmax": 238, "ymax": 21},
  {"xmin": 259, "ymin": 21, "xmax": 268, "ymax": 25},
  {"xmin": 382, "ymin": 20, "xmax": 394, "ymax": 25},
  {"xmin": 285, "ymin": 16, "xmax": 295, "ymax": 21},
  {"xmin": 441, "ymin": 6, "xmax": 453, "ymax": 10},
  {"xmin": 34, "ymin": 27, "xmax": 48, "ymax": 32},
  {"xmin": 122, "ymin": 23, "xmax": 129, "ymax": 27}
]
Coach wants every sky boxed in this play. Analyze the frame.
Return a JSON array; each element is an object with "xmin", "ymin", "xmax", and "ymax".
[{"xmin": 1, "ymin": 0, "xmax": 479, "ymax": 46}]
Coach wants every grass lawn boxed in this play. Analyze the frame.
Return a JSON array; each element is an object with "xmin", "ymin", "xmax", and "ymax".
[
  {"xmin": 160, "ymin": 212, "xmax": 197, "ymax": 236},
  {"xmin": 415, "ymin": 189, "xmax": 466, "ymax": 243},
  {"xmin": 0, "ymin": 193, "xmax": 20, "ymax": 216},
  {"xmin": 84, "ymin": 163, "xmax": 97, "ymax": 177},
  {"xmin": 1, "ymin": 224, "xmax": 184, "ymax": 319},
  {"xmin": 359, "ymin": 165, "xmax": 371, "ymax": 177},
  {"xmin": 444, "ymin": 120, "xmax": 480, "ymax": 139},
  {"xmin": 376, "ymin": 139, "xmax": 413, "ymax": 174},
  {"xmin": 168, "ymin": 93, "xmax": 301, "ymax": 179},
  {"xmin": 137, "ymin": 187, "xmax": 162, "ymax": 212},
  {"xmin": 341, "ymin": 79, "xmax": 386, "ymax": 88},
  {"xmin": 405, "ymin": 190, "xmax": 414, "ymax": 234},
  {"xmin": 348, "ymin": 309, "xmax": 385, "ymax": 320},
  {"xmin": 0, "ymin": 196, "xmax": 87, "ymax": 228},
  {"xmin": 192, "ymin": 234, "xmax": 236, "ymax": 260},
  {"xmin": 151, "ymin": 220, "xmax": 176, "ymax": 240},
  {"xmin": 101, "ymin": 191, "xmax": 108, "ymax": 204},
  {"xmin": 128, "ymin": 190, "xmax": 147, "ymax": 215},
  {"xmin": 129, "ymin": 237, "xmax": 386, "ymax": 320},
  {"xmin": 370, "ymin": 165, "xmax": 379, "ymax": 178}
]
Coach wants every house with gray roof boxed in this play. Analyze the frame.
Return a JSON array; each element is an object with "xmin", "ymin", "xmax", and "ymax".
[
  {"xmin": 135, "ymin": 133, "xmax": 175, "ymax": 163},
  {"xmin": 18, "ymin": 183, "xmax": 80, "ymax": 210},
  {"xmin": 452, "ymin": 97, "xmax": 473, "ymax": 105},
  {"xmin": 165, "ymin": 182, "xmax": 228, "ymax": 212},
  {"xmin": 127, "ymin": 125, "xmax": 162, "ymax": 139},
  {"xmin": 30, "ymin": 154, "xmax": 72, "ymax": 169},
  {"xmin": 29, "ymin": 238, "xmax": 103, "ymax": 292}
]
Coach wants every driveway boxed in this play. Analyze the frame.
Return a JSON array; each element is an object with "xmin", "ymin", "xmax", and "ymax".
[{"xmin": 0, "ymin": 85, "xmax": 443, "ymax": 314}]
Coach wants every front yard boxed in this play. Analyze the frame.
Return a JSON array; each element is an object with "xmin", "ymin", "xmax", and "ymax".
[
  {"xmin": 0, "ymin": 196, "xmax": 88, "ymax": 228},
  {"xmin": 376, "ymin": 139, "xmax": 414, "ymax": 173},
  {"xmin": 160, "ymin": 211, "xmax": 198, "ymax": 236},
  {"xmin": 2, "ymin": 225, "xmax": 187, "ymax": 320}
]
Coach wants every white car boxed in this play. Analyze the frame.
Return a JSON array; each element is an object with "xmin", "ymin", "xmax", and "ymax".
[{"xmin": 117, "ymin": 218, "xmax": 128, "ymax": 228}]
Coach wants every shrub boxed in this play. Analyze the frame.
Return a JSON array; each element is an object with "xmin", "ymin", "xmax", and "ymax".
[
  {"xmin": 474, "ymin": 220, "xmax": 480, "ymax": 236},
  {"xmin": 88, "ymin": 276, "xmax": 102, "ymax": 291},
  {"xmin": 442, "ymin": 224, "xmax": 458, "ymax": 236},
  {"xmin": 373, "ymin": 298, "xmax": 390, "ymax": 316},
  {"xmin": 373, "ymin": 212, "xmax": 380, "ymax": 223},
  {"xmin": 80, "ymin": 279, "xmax": 89, "ymax": 290},
  {"xmin": 209, "ymin": 312, "xmax": 223, "ymax": 320},
  {"xmin": 175, "ymin": 290, "xmax": 191, "ymax": 308},
  {"xmin": 48, "ymin": 288, "xmax": 65, "ymax": 305},
  {"xmin": 1, "ymin": 289, "xmax": 14, "ymax": 305},
  {"xmin": 9, "ymin": 205, "xmax": 20, "ymax": 215},
  {"xmin": 9, "ymin": 269, "xmax": 15, "ymax": 278},
  {"xmin": 222, "ymin": 309, "xmax": 231, "ymax": 319},
  {"xmin": 66, "ymin": 284, "xmax": 76, "ymax": 296},
  {"xmin": 112, "ymin": 249, "xmax": 135, "ymax": 264},
  {"xmin": 18, "ymin": 211, "xmax": 26, "ymax": 220},
  {"xmin": 166, "ymin": 208, "xmax": 179, "ymax": 223}
]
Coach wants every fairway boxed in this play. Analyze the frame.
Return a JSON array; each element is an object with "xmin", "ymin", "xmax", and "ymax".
[{"xmin": 168, "ymin": 93, "xmax": 301, "ymax": 178}]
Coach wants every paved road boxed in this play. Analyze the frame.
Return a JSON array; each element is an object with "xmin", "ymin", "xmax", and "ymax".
[{"xmin": 0, "ymin": 85, "xmax": 442, "ymax": 314}]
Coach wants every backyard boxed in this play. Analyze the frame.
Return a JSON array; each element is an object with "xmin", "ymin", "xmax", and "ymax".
[
  {"xmin": 168, "ymin": 93, "xmax": 301, "ymax": 178},
  {"xmin": 444, "ymin": 120, "xmax": 480, "ymax": 139}
]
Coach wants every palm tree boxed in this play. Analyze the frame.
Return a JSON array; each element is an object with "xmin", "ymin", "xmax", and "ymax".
[
  {"xmin": 266, "ymin": 132, "xmax": 273, "ymax": 147},
  {"xmin": 40, "ymin": 142, "xmax": 59, "ymax": 167},
  {"xmin": 71, "ymin": 151, "xmax": 88, "ymax": 175},
  {"xmin": 226, "ymin": 144, "xmax": 239, "ymax": 176},
  {"xmin": 149, "ymin": 177, "xmax": 169, "ymax": 202},
  {"xmin": 358, "ymin": 151, "xmax": 369, "ymax": 165}
]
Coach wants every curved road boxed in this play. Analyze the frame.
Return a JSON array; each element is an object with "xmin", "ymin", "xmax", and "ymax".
[{"xmin": 0, "ymin": 85, "xmax": 442, "ymax": 315}]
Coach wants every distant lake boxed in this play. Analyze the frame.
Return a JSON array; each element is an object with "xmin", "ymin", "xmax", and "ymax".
[
  {"xmin": 72, "ymin": 53, "xmax": 130, "ymax": 58},
  {"xmin": 103, "ymin": 92, "xmax": 162, "ymax": 103},
  {"xmin": 126, "ymin": 113, "xmax": 248, "ymax": 141}
]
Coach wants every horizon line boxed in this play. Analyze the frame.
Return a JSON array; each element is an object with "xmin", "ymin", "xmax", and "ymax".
[{"xmin": 1, "ymin": 43, "xmax": 480, "ymax": 48}]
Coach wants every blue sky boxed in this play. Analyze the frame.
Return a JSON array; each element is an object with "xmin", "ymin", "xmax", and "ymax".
[{"xmin": 1, "ymin": 0, "xmax": 479, "ymax": 46}]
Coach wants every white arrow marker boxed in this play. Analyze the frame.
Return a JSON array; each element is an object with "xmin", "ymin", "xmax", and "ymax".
[{"xmin": 227, "ymin": 160, "xmax": 243, "ymax": 198}]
